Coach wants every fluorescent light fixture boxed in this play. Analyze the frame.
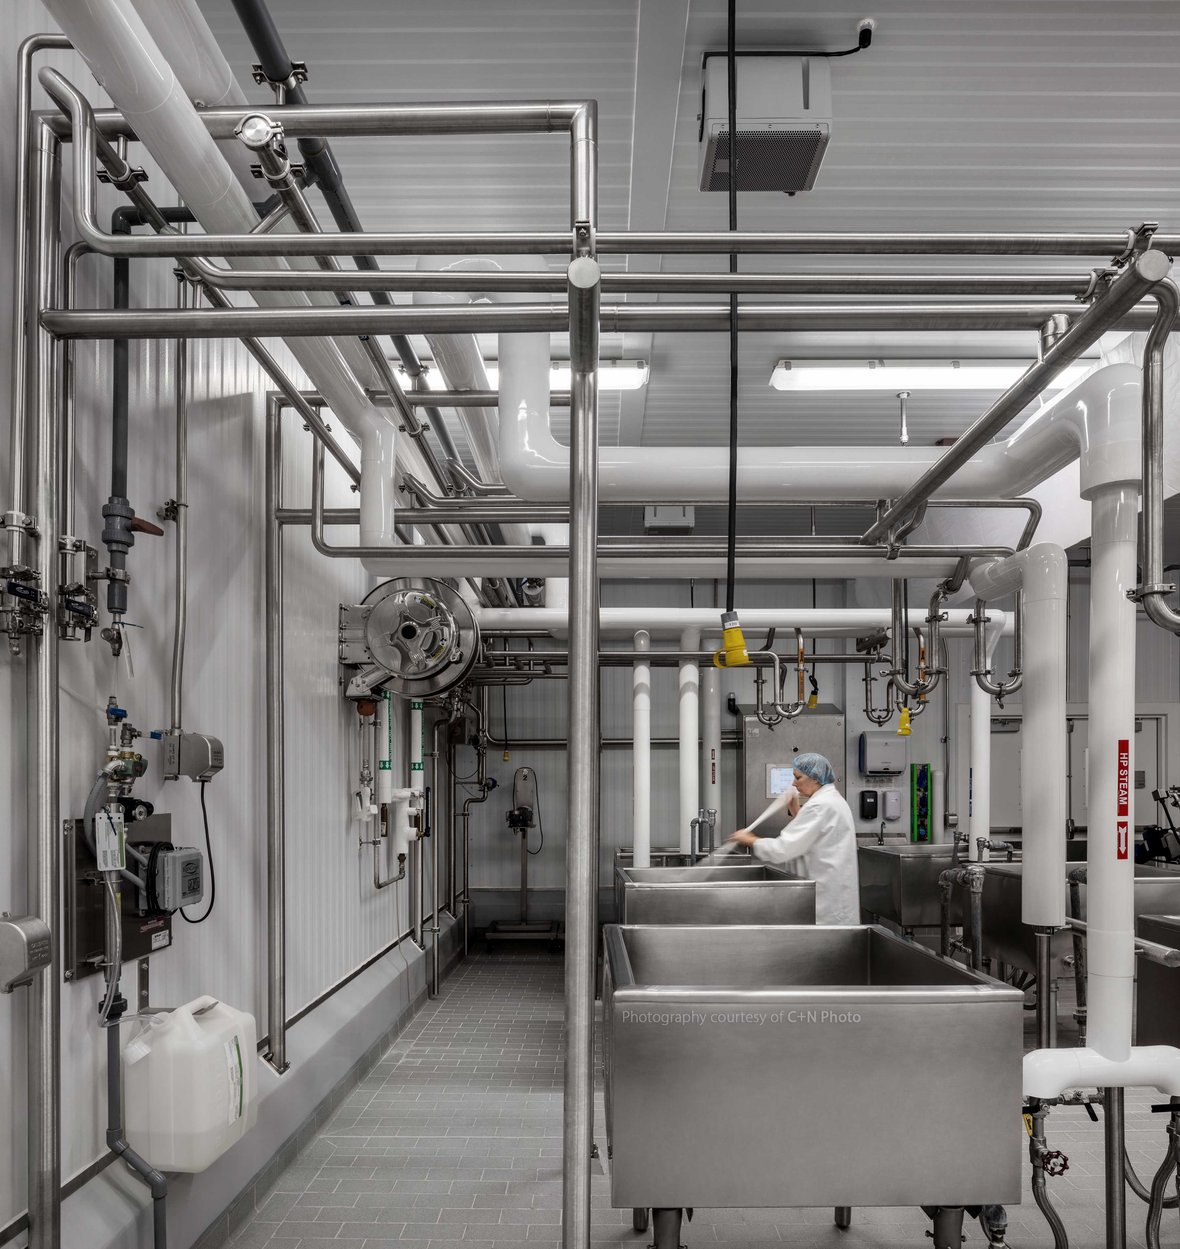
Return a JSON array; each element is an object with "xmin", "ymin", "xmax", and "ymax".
[
  {"xmin": 768, "ymin": 358, "xmax": 1095, "ymax": 393},
  {"xmin": 400, "ymin": 359, "xmax": 649, "ymax": 393}
]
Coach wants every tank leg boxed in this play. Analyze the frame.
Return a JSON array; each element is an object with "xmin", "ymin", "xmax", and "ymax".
[
  {"xmin": 651, "ymin": 1207, "xmax": 683, "ymax": 1249},
  {"xmin": 978, "ymin": 1204, "xmax": 1008, "ymax": 1248},
  {"xmin": 930, "ymin": 1206, "xmax": 966, "ymax": 1249},
  {"xmin": 834, "ymin": 1206, "xmax": 852, "ymax": 1229},
  {"xmin": 633, "ymin": 1208, "xmax": 649, "ymax": 1234}
]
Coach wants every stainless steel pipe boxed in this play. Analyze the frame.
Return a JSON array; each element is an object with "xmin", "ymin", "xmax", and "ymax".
[
  {"xmin": 169, "ymin": 278, "xmax": 189, "ymax": 732},
  {"xmin": 1105, "ymin": 1088, "xmax": 1127, "ymax": 1249},
  {"xmin": 187, "ymin": 260, "xmax": 1097, "ymax": 297},
  {"xmin": 264, "ymin": 407, "xmax": 289, "ymax": 1073},
  {"xmin": 42, "ymin": 301, "xmax": 1173, "ymax": 339},
  {"xmin": 863, "ymin": 249, "xmax": 1174, "ymax": 543},
  {"xmin": 26, "ymin": 118, "xmax": 63, "ymax": 1249},
  {"xmin": 1135, "ymin": 279, "xmax": 1180, "ymax": 634},
  {"xmin": 562, "ymin": 103, "xmax": 599, "ymax": 1249}
]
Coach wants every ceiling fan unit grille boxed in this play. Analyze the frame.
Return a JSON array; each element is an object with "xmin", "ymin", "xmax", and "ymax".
[
  {"xmin": 698, "ymin": 54, "xmax": 833, "ymax": 194},
  {"xmin": 702, "ymin": 128, "xmax": 829, "ymax": 193}
]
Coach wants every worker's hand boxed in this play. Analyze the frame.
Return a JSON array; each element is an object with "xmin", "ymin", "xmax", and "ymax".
[
  {"xmin": 728, "ymin": 829, "xmax": 757, "ymax": 847},
  {"xmin": 786, "ymin": 790, "xmax": 802, "ymax": 818}
]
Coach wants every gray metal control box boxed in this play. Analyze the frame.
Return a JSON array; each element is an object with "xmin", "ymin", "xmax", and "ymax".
[
  {"xmin": 154, "ymin": 848, "xmax": 205, "ymax": 911},
  {"xmin": 738, "ymin": 705, "xmax": 846, "ymax": 827},
  {"xmin": 163, "ymin": 731, "xmax": 224, "ymax": 782},
  {"xmin": 0, "ymin": 914, "xmax": 52, "ymax": 992}
]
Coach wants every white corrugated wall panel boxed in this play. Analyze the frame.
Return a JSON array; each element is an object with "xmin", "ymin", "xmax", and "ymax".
[{"xmin": 0, "ymin": 5, "xmax": 416, "ymax": 1229}]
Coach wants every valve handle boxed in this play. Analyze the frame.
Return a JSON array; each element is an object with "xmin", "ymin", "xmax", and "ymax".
[
  {"xmin": 1042, "ymin": 1150, "xmax": 1069, "ymax": 1177},
  {"xmin": 129, "ymin": 515, "xmax": 165, "ymax": 537}
]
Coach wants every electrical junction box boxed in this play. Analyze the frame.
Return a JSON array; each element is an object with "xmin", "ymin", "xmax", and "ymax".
[
  {"xmin": 153, "ymin": 848, "xmax": 205, "ymax": 911},
  {"xmin": 163, "ymin": 732, "xmax": 224, "ymax": 782},
  {"xmin": 699, "ymin": 54, "xmax": 832, "ymax": 193},
  {"xmin": 644, "ymin": 505, "xmax": 694, "ymax": 533},
  {"xmin": 859, "ymin": 730, "xmax": 907, "ymax": 777}
]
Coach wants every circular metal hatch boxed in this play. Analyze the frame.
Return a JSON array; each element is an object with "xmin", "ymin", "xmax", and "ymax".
[{"xmin": 360, "ymin": 578, "xmax": 479, "ymax": 696}]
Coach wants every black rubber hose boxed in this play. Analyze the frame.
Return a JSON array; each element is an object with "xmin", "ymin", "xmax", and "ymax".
[
  {"xmin": 1145, "ymin": 1125, "xmax": 1179, "ymax": 1249},
  {"xmin": 228, "ymin": 0, "xmax": 458, "ymax": 462},
  {"xmin": 1128, "ymin": 1145, "xmax": 1179, "ymax": 1208}
]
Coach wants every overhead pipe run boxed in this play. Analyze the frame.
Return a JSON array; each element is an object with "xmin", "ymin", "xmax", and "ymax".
[{"xmin": 863, "ymin": 250, "xmax": 1173, "ymax": 543}]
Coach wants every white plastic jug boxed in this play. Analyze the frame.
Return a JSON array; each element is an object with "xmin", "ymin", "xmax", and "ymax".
[{"xmin": 122, "ymin": 995, "xmax": 258, "ymax": 1172}]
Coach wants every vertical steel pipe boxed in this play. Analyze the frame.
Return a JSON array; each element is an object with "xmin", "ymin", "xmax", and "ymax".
[
  {"xmin": 1105, "ymin": 1087, "xmax": 1127, "ymax": 1249},
  {"xmin": 169, "ymin": 279, "xmax": 190, "ymax": 731},
  {"xmin": 1036, "ymin": 928, "xmax": 1054, "ymax": 1051},
  {"xmin": 9, "ymin": 36, "xmax": 71, "ymax": 575},
  {"xmin": 1137, "ymin": 280, "xmax": 1180, "ymax": 634},
  {"xmin": 562, "ymin": 103, "xmax": 599, "ymax": 1249},
  {"xmin": 264, "ymin": 401, "xmax": 288, "ymax": 1072},
  {"xmin": 26, "ymin": 119, "xmax": 63, "ymax": 1249},
  {"xmin": 632, "ymin": 630, "xmax": 652, "ymax": 869},
  {"xmin": 430, "ymin": 716, "xmax": 447, "ymax": 996}
]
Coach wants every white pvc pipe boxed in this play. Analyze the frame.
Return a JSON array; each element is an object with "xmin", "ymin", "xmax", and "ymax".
[
  {"xmin": 632, "ymin": 630, "xmax": 651, "ymax": 869},
  {"xmin": 971, "ymin": 545, "xmax": 1068, "ymax": 925},
  {"xmin": 377, "ymin": 690, "xmax": 395, "ymax": 806},
  {"xmin": 968, "ymin": 615, "xmax": 1003, "ymax": 861},
  {"xmin": 410, "ymin": 699, "xmax": 425, "ymax": 794},
  {"xmin": 1084, "ymin": 484, "xmax": 1139, "ymax": 1061},
  {"xmin": 931, "ymin": 769, "xmax": 946, "ymax": 845},
  {"xmin": 679, "ymin": 629, "xmax": 701, "ymax": 855},
  {"xmin": 498, "ymin": 360, "xmax": 1140, "ymax": 504},
  {"xmin": 702, "ymin": 665, "xmax": 722, "ymax": 843},
  {"xmin": 477, "ymin": 606, "xmax": 1012, "ymax": 637}
]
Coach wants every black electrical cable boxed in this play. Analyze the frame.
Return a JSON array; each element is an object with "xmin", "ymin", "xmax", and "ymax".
[
  {"xmin": 724, "ymin": 0, "xmax": 739, "ymax": 614},
  {"xmin": 527, "ymin": 783, "xmax": 544, "ymax": 857},
  {"xmin": 698, "ymin": 25, "xmax": 873, "ymax": 143},
  {"xmin": 179, "ymin": 781, "xmax": 215, "ymax": 924}
]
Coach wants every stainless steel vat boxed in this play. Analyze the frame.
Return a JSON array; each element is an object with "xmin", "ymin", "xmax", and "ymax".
[
  {"xmin": 614, "ymin": 863, "xmax": 816, "ymax": 926},
  {"xmin": 978, "ymin": 863, "xmax": 1180, "ymax": 977},
  {"xmin": 1136, "ymin": 914, "xmax": 1180, "ymax": 1045},
  {"xmin": 858, "ymin": 843, "xmax": 965, "ymax": 929},
  {"xmin": 602, "ymin": 924, "xmax": 1023, "ymax": 1210}
]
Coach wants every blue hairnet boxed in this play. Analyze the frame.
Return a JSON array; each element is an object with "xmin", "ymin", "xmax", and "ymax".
[{"xmin": 793, "ymin": 753, "xmax": 836, "ymax": 786}]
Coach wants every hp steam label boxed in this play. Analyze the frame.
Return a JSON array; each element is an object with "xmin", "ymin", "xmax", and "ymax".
[{"xmin": 1117, "ymin": 738, "xmax": 1130, "ymax": 859}]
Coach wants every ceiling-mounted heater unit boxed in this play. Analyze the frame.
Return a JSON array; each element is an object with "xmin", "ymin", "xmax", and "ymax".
[{"xmin": 698, "ymin": 55, "xmax": 832, "ymax": 193}]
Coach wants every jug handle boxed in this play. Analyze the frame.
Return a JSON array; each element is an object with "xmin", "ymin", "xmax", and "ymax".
[{"xmin": 184, "ymin": 995, "xmax": 221, "ymax": 1017}]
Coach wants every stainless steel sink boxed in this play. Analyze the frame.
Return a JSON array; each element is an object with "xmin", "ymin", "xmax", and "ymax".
[
  {"xmin": 977, "ymin": 863, "xmax": 1180, "ymax": 977},
  {"xmin": 614, "ymin": 862, "xmax": 816, "ymax": 926},
  {"xmin": 1137, "ymin": 914, "xmax": 1180, "ymax": 1045},
  {"xmin": 858, "ymin": 843, "xmax": 965, "ymax": 929},
  {"xmin": 602, "ymin": 924, "xmax": 1023, "ymax": 1210}
]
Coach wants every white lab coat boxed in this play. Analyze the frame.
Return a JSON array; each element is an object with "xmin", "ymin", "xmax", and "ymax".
[{"xmin": 750, "ymin": 783, "xmax": 860, "ymax": 925}]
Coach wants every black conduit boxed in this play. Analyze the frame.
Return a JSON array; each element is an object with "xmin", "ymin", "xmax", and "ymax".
[
  {"xmin": 229, "ymin": 0, "xmax": 460, "ymax": 465},
  {"xmin": 724, "ymin": 0, "xmax": 738, "ymax": 612}
]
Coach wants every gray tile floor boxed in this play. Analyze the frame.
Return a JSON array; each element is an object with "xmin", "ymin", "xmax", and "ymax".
[{"xmin": 230, "ymin": 949, "xmax": 1179, "ymax": 1249}]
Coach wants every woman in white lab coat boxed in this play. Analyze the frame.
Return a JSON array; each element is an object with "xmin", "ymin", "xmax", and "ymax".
[{"xmin": 728, "ymin": 752, "xmax": 860, "ymax": 925}]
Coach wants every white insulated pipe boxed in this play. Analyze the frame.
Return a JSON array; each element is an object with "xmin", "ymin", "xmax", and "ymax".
[
  {"xmin": 971, "ymin": 545, "xmax": 1068, "ymax": 925},
  {"xmin": 1085, "ymin": 484, "xmax": 1139, "ymax": 1062},
  {"xmin": 968, "ymin": 614, "xmax": 1003, "ymax": 861},
  {"xmin": 702, "ymin": 666, "xmax": 722, "ymax": 842},
  {"xmin": 477, "ymin": 607, "xmax": 1011, "ymax": 637},
  {"xmin": 497, "ymin": 361, "xmax": 1138, "ymax": 504},
  {"xmin": 931, "ymin": 769, "xmax": 946, "ymax": 845},
  {"xmin": 44, "ymin": 0, "xmax": 401, "ymax": 551},
  {"xmin": 632, "ymin": 630, "xmax": 652, "ymax": 869},
  {"xmin": 679, "ymin": 629, "xmax": 701, "ymax": 855},
  {"xmin": 1022, "ymin": 353, "xmax": 1180, "ymax": 1099}
]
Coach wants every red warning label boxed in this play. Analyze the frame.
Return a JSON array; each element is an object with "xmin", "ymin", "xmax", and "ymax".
[
  {"xmin": 1117, "ymin": 820, "xmax": 1130, "ymax": 861},
  {"xmin": 1117, "ymin": 739, "xmax": 1130, "ymax": 818}
]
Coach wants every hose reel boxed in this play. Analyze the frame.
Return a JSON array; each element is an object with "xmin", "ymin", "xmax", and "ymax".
[{"xmin": 339, "ymin": 578, "xmax": 480, "ymax": 698}]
